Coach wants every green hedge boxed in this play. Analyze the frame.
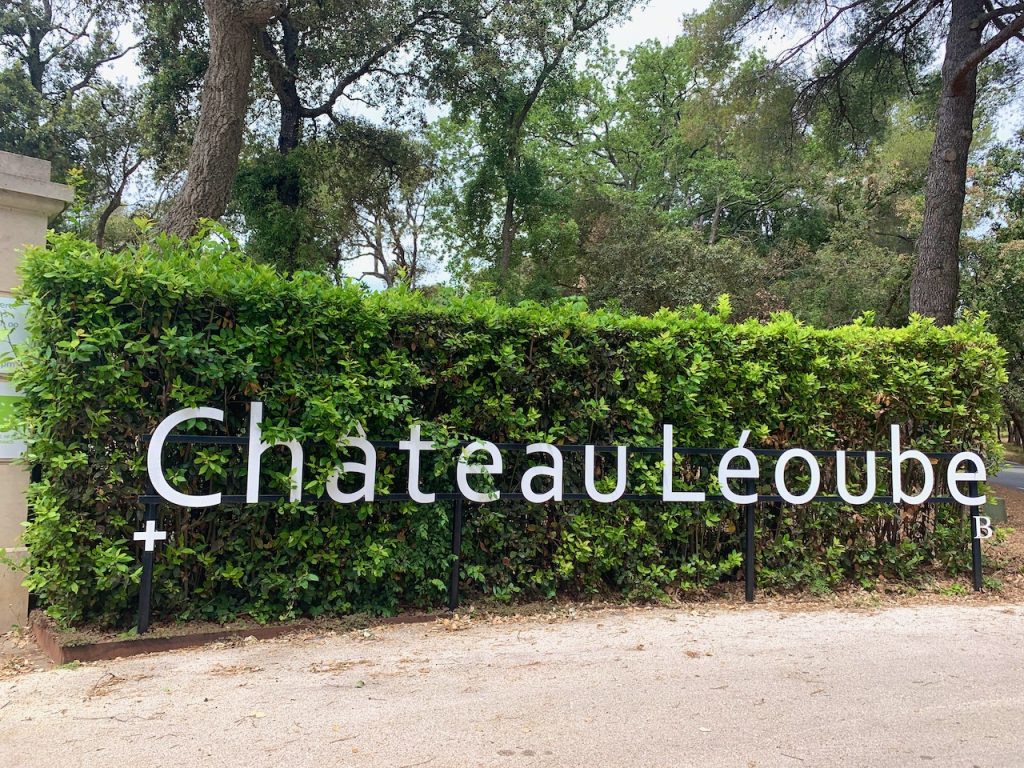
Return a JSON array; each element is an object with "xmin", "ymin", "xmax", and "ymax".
[{"xmin": 14, "ymin": 231, "xmax": 1006, "ymax": 626}]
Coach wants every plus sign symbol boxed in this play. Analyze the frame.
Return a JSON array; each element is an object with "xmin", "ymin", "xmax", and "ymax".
[{"xmin": 134, "ymin": 519, "xmax": 167, "ymax": 552}]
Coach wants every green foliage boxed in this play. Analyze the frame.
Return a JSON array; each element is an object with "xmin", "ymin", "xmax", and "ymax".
[
  {"xmin": 776, "ymin": 100, "xmax": 944, "ymax": 328},
  {"xmin": 431, "ymin": 0, "xmax": 640, "ymax": 292},
  {"xmin": 234, "ymin": 120, "xmax": 433, "ymax": 276},
  {"xmin": 138, "ymin": 0, "xmax": 208, "ymax": 179},
  {"xmin": 575, "ymin": 203, "xmax": 767, "ymax": 317},
  {"xmin": 0, "ymin": 1, "xmax": 147, "ymax": 244},
  {"xmin": 775, "ymin": 226, "xmax": 913, "ymax": 328},
  {"xmin": 431, "ymin": 17, "xmax": 817, "ymax": 309},
  {"xmin": 16, "ymin": 232, "xmax": 1006, "ymax": 626},
  {"xmin": 964, "ymin": 129, "xmax": 1024, "ymax": 427}
]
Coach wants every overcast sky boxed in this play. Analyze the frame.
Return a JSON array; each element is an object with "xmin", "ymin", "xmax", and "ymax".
[
  {"xmin": 108, "ymin": 0, "xmax": 712, "ymax": 82},
  {"xmin": 608, "ymin": 0, "xmax": 709, "ymax": 50}
]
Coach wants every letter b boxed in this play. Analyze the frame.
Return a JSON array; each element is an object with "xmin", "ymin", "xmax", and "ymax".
[{"xmin": 974, "ymin": 516, "xmax": 993, "ymax": 541}]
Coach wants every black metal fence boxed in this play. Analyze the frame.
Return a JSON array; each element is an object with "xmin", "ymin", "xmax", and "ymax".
[{"xmin": 134, "ymin": 433, "xmax": 984, "ymax": 633}]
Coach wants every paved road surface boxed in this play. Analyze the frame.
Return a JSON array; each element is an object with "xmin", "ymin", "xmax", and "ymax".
[
  {"xmin": 1, "ymin": 604, "xmax": 1022, "ymax": 767},
  {"xmin": 993, "ymin": 462, "xmax": 1024, "ymax": 492}
]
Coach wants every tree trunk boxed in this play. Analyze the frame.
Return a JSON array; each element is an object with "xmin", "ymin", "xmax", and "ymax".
[
  {"xmin": 1010, "ymin": 408, "xmax": 1024, "ymax": 448},
  {"xmin": 500, "ymin": 193, "xmax": 515, "ymax": 284},
  {"xmin": 276, "ymin": 15, "xmax": 302, "ymax": 156},
  {"xmin": 708, "ymin": 194, "xmax": 723, "ymax": 246},
  {"xmin": 27, "ymin": 25, "xmax": 45, "ymax": 93},
  {"xmin": 161, "ymin": 0, "xmax": 281, "ymax": 238},
  {"xmin": 908, "ymin": 0, "xmax": 985, "ymax": 325},
  {"xmin": 278, "ymin": 97, "xmax": 302, "ymax": 156},
  {"xmin": 95, "ymin": 190, "xmax": 122, "ymax": 250},
  {"xmin": 273, "ymin": 15, "xmax": 302, "ymax": 218}
]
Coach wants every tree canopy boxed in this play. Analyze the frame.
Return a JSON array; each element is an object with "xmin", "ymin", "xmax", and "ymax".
[{"xmin": 3, "ymin": 0, "xmax": 1024, "ymax": 421}]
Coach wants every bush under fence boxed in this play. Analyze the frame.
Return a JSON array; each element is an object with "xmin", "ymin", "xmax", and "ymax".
[{"xmin": 13, "ymin": 231, "xmax": 1007, "ymax": 627}]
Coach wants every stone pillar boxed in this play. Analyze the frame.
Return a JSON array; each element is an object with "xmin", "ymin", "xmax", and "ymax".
[{"xmin": 0, "ymin": 152, "xmax": 73, "ymax": 630}]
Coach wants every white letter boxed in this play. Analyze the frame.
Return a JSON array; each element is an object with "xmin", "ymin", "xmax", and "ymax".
[
  {"xmin": 246, "ymin": 401, "xmax": 304, "ymax": 503},
  {"xmin": 585, "ymin": 445, "xmax": 627, "ymax": 503},
  {"xmin": 836, "ymin": 450, "xmax": 877, "ymax": 505},
  {"xmin": 399, "ymin": 424, "xmax": 435, "ymax": 503},
  {"xmin": 774, "ymin": 448, "xmax": 821, "ymax": 505},
  {"xmin": 662, "ymin": 425, "xmax": 705, "ymax": 502},
  {"xmin": 974, "ymin": 515, "xmax": 993, "ymax": 540},
  {"xmin": 457, "ymin": 440, "xmax": 503, "ymax": 503},
  {"xmin": 947, "ymin": 452, "xmax": 987, "ymax": 506},
  {"xmin": 326, "ymin": 426, "xmax": 377, "ymax": 503},
  {"xmin": 718, "ymin": 430, "xmax": 758, "ymax": 504},
  {"xmin": 148, "ymin": 407, "xmax": 225, "ymax": 508},
  {"xmin": 521, "ymin": 443, "xmax": 563, "ymax": 503},
  {"xmin": 890, "ymin": 425, "xmax": 934, "ymax": 505}
]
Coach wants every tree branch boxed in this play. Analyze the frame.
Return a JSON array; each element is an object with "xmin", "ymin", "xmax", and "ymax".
[
  {"xmin": 952, "ymin": 10, "xmax": 1024, "ymax": 93},
  {"xmin": 794, "ymin": 0, "xmax": 935, "ymax": 104},
  {"xmin": 975, "ymin": 2, "xmax": 1024, "ymax": 26},
  {"xmin": 774, "ymin": 0, "xmax": 873, "ymax": 69},
  {"xmin": 40, "ymin": 9, "xmax": 96, "ymax": 67},
  {"xmin": 255, "ymin": 29, "xmax": 292, "ymax": 102},
  {"xmin": 982, "ymin": 1, "xmax": 1024, "ymax": 42},
  {"xmin": 300, "ymin": 10, "xmax": 440, "ymax": 119},
  {"xmin": 63, "ymin": 44, "xmax": 140, "ymax": 99}
]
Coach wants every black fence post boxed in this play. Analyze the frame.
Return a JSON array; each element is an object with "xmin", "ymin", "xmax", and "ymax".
[
  {"xmin": 448, "ymin": 496, "xmax": 464, "ymax": 611},
  {"xmin": 136, "ymin": 503, "xmax": 157, "ymax": 634},
  {"xmin": 969, "ymin": 479, "xmax": 983, "ymax": 592},
  {"xmin": 744, "ymin": 479, "xmax": 756, "ymax": 603}
]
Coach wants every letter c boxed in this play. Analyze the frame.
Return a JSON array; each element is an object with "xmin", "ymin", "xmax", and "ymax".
[{"xmin": 148, "ymin": 407, "xmax": 224, "ymax": 507}]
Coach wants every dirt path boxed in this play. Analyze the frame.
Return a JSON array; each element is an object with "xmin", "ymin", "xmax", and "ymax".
[{"xmin": 1, "ymin": 603, "xmax": 1022, "ymax": 768}]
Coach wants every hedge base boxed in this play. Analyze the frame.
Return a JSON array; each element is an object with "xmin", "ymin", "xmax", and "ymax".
[{"xmin": 29, "ymin": 610, "xmax": 441, "ymax": 664}]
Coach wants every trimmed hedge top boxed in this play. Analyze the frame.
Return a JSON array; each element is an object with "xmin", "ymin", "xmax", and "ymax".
[{"xmin": 14, "ymin": 231, "xmax": 1007, "ymax": 626}]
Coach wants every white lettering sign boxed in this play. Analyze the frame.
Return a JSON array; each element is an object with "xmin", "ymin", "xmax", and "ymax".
[{"xmin": 145, "ymin": 408, "xmax": 990, "ymax": 512}]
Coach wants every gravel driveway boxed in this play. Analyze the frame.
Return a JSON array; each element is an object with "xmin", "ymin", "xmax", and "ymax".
[{"xmin": 1, "ymin": 604, "xmax": 1022, "ymax": 768}]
